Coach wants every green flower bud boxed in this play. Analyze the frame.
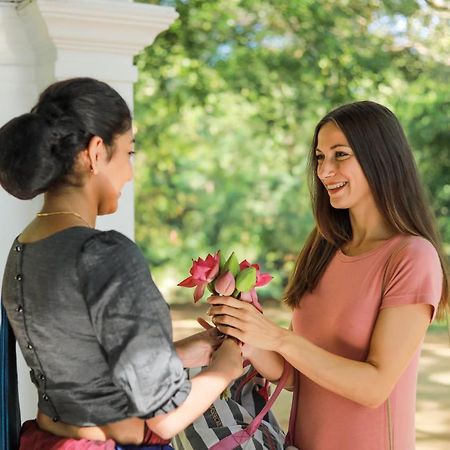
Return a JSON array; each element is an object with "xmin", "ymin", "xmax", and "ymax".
[
  {"xmin": 235, "ymin": 267, "xmax": 257, "ymax": 292},
  {"xmin": 222, "ymin": 252, "xmax": 240, "ymax": 277}
]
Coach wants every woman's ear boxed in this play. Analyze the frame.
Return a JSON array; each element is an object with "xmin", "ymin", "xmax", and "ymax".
[{"xmin": 86, "ymin": 136, "xmax": 106, "ymax": 175}]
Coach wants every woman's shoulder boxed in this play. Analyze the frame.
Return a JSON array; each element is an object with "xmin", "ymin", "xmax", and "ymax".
[
  {"xmin": 381, "ymin": 235, "xmax": 443, "ymax": 315},
  {"xmin": 385, "ymin": 234, "xmax": 441, "ymax": 281},
  {"xmin": 79, "ymin": 229, "xmax": 146, "ymax": 270},
  {"xmin": 81, "ymin": 229, "xmax": 137, "ymax": 251},
  {"xmin": 394, "ymin": 235, "xmax": 439, "ymax": 261}
]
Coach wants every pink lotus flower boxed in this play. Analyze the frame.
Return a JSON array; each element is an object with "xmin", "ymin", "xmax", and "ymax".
[
  {"xmin": 240, "ymin": 288, "xmax": 263, "ymax": 312},
  {"xmin": 178, "ymin": 252, "xmax": 273, "ymax": 312},
  {"xmin": 238, "ymin": 260, "xmax": 272, "ymax": 312},
  {"xmin": 178, "ymin": 252, "xmax": 220, "ymax": 302}
]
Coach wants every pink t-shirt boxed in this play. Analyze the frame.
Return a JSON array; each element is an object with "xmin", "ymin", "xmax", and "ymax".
[{"xmin": 291, "ymin": 235, "xmax": 442, "ymax": 450}]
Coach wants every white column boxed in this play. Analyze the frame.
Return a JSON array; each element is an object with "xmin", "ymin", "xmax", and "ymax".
[
  {"xmin": 19, "ymin": 0, "xmax": 178, "ymax": 238},
  {"xmin": 0, "ymin": 2, "xmax": 44, "ymax": 423},
  {"xmin": 0, "ymin": 2, "xmax": 42, "ymax": 272},
  {"xmin": 1, "ymin": 0, "xmax": 178, "ymax": 422}
]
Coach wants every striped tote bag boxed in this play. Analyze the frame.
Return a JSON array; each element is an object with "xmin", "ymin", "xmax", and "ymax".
[{"xmin": 172, "ymin": 362, "xmax": 296, "ymax": 450}]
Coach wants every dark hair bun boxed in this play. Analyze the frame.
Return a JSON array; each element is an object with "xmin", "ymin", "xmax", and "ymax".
[
  {"xmin": 0, "ymin": 113, "xmax": 71, "ymax": 199},
  {"xmin": 0, "ymin": 77, "xmax": 131, "ymax": 200}
]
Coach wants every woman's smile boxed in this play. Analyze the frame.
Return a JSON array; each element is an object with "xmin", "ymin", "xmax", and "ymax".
[{"xmin": 324, "ymin": 181, "xmax": 348, "ymax": 195}]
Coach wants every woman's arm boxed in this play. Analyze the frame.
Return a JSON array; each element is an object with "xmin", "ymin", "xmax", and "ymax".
[
  {"xmin": 242, "ymin": 346, "xmax": 295, "ymax": 389},
  {"xmin": 241, "ymin": 320, "xmax": 295, "ymax": 388},
  {"xmin": 145, "ymin": 338, "xmax": 243, "ymax": 440},
  {"xmin": 208, "ymin": 296, "xmax": 432, "ymax": 408},
  {"xmin": 243, "ymin": 346, "xmax": 285, "ymax": 381}
]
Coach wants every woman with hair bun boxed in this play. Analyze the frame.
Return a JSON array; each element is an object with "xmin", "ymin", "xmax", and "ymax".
[
  {"xmin": 208, "ymin": 101, "xmax": 449, "ymax": 450},
  {"xmin": 0, "ymin": 77, "xmax": 243, "ymax": 450}
]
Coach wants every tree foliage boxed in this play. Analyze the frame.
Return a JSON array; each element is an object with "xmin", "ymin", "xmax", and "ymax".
[{"xmin": 134, "ymin": 0, "xmax": 449, "ymax": 301}]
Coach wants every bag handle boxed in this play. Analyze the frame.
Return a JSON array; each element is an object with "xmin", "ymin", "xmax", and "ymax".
[
  {"xmin": 285, "ymin": 367, "xmax": 299, "ymax": 446},
  {"xmin": 209, "ymin": 359, "xmax": 291, "ymax": 450},
  {"xmin": 233, "ymin": 366, "xmax": 259, "ymax": 400}
]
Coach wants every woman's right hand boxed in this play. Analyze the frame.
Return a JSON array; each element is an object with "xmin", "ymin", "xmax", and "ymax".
[
  {"xmin": 209, "ymin": 337, "xmax": 244, "ymax": 381},
  {"xmin": 207, "ymin": 295, "xmax": 285, "ymax": 352}
]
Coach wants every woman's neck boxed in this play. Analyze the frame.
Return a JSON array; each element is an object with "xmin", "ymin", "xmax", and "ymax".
[
  {"xmin": 42, "ymin": 189, "xmax": 97, "ymax": 228},
  {"xmin": 347, "ymin": 202, "xmax": 397, "ymax": 249}
]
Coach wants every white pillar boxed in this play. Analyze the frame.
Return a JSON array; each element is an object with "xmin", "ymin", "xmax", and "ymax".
[
  {"xmin": 0, "ymin": 1, "xmax": 44, "ymax": 423},
  {"xmin": 19, "ymin": 0, "xmax": 178, "ymax": 238},
  {"xmin": 1, "ymin": 0, "xmax": 178, "ymax": 422}
]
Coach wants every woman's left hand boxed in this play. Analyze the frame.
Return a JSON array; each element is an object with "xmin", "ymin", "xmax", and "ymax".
[
  {"xmin": 207, "ymin": 296, "xmax": 284, "ymax": 352},
  {"xmin": 175, "ymin": 320, "xmax": 224, "ymax": 368}
]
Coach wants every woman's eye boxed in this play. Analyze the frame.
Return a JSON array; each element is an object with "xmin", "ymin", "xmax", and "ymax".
[
  {"xmin": 315, "ymin": 154, "xmax": 324, "ymax": 160},
  {"xmin": 335, "ymin": 151, "xmax": 349, "ymax": 159}
]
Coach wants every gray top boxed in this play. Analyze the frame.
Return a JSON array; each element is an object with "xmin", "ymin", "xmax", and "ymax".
[{"xmin": 1, "ymin": 227, "xmax": 191, "ymax": 426}]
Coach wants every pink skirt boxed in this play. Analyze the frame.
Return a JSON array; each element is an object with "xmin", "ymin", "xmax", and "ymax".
[{"xmin": 19, "ymin": 420, "xmax": 172, "ymax": 450}]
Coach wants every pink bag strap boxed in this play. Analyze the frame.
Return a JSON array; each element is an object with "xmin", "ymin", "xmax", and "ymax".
[
  {"xmin": 234, "ymin": 367, "xmax": 259, "ymax": 399},
  {"xmin": 285, "ymin": 366, "xmax": 299, "ymax": 446},
  {"xmin": 209, "ymin": 359, "xmax": 291, "ymax": 450}
]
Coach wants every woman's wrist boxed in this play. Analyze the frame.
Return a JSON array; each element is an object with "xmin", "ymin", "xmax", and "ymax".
[
  {"xmin": 204, "ymin": 359, "xmax": 238, "ymax": 384},
  {"xmin": 173, "ymin": 339, "xmax": 187, "ymax": 362},
  {"xmin": 272, "ymin": 326, "xmax": 292, "ymax": 354},
  {"xmin": 209, "ymin": 339, "xmax": 243, "ymax": 381}
]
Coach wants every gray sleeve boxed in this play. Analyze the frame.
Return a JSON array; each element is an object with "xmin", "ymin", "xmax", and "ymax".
[{"xmin": 77, "ymin": 230, "xmax": 191, "ymax": 418}]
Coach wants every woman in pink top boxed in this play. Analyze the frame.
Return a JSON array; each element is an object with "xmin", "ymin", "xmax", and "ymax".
[{"xmin": 207, "ymin": 101, "xmax": 449, "ymax": 450}]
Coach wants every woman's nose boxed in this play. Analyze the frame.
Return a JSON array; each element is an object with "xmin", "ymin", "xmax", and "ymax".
[{"xmin": 317, "ymin": 158, "xmax": 336, "ymax": 179}]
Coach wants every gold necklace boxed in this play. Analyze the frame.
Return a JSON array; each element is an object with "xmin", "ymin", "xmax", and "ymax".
[{"xmin": 36, "ymin": 211, "xmax": 91, "ymax": 228}]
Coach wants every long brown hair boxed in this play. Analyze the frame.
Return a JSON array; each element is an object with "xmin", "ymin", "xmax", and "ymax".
[{"xmin": 284, "ymin": 101, "xmax": 449, "ymax": 320}]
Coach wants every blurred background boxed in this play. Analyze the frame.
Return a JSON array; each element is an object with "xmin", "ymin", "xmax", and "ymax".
[{"xmin": 133, "ymin": 0, "xmax": 449, "ymax": 311}]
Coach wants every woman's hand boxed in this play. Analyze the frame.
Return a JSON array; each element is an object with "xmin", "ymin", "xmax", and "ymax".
[
  {"xmin": 207, "ymin": 296, "xmax": 285, "ymax": 352},
  {"xmin": 174, "ymin": 320, "xmax": 224, "ymax": 368},
  {"xmin": 209, "ymin": 337, "xmax": 244, "ymax": 381}
]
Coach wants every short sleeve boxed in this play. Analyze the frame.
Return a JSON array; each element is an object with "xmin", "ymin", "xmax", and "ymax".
[
  {"xmin": 380, "ymin": 237, "xmax": 443, "ymax": 321},
  {"xmin": 77, "ymin": 230, "xmax": 191, "ymax": 418}
]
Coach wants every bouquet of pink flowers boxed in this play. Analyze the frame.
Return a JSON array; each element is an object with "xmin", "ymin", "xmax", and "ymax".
[
  {"xmin": 178, "ymin": 251, "xmax": 272, "ymax": 399},
  {"xmin": 177, "ymin": 251, "xmax": 272, "ymax": 311}
]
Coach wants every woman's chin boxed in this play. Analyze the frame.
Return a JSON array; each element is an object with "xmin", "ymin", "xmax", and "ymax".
[
  {"xmin": 329, "ymin": 198, "xmax": 350, "ymax": 210},
  {"xmin": 98, "ymin": 201, "xmax": 119, "ymax": 216}
]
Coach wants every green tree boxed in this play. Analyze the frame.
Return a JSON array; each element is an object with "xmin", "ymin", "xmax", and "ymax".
[{"xmin": 134, "ymin": 0, "xmax": 449, "ymax": 301}]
